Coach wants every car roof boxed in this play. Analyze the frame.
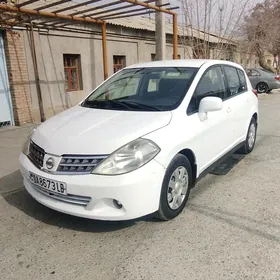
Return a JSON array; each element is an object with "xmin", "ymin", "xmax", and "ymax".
[{"xmin": 125, "ymin": 59, "xmax": 243, "ymax": 69}]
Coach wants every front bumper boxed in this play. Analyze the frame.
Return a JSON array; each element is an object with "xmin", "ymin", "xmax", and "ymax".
[{"xmin": 19, "ymin": 153, "xmax": 166, "ymax": 221}]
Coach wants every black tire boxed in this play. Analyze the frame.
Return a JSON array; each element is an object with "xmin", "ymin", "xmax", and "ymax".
[
  {"xmin": 238, "ymin": 117, "xmax": 257, "ymax": 154},
  {"xmin": 156, "ymin": 154, "xmax": 192, "ymax": 221},
  {"xmin": 256, "ymin": 82, "xmax": 268, "ymax": 94},
  {"xmin": 267, "ymin": 89, "xmax": 273, "ymax": 94}
]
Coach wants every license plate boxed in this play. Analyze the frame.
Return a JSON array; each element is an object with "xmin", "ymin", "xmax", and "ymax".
[{"xmin": 29, "ymin": 172, "xmax": 67, "ymax": 195}]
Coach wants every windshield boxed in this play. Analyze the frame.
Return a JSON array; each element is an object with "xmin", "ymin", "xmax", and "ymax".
[{"xmin": 81, "ymin": 67, "xmax": 198, "ymax": 111}]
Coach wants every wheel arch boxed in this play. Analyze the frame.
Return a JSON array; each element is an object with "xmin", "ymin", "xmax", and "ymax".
[
  {"xmin": 252, "ymin": 112, "xmax": 258, "ymax": 122},
  {"xmin": 178, "ymin": 148, "xmax": 197, "ymax": 188}
]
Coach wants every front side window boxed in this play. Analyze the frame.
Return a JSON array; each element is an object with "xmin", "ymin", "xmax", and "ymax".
[
  {"xmin": 188, "ymin": 66, "xmax": 226, "ymax": 114},
  {"xmin": 82, "ymin": 67, "xmax": 198, "ymax": 111}
]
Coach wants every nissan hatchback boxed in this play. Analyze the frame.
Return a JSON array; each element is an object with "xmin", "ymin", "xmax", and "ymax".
[{"xmin": 19, "ymin": 59, "xmax": 258, "ymax": 221}]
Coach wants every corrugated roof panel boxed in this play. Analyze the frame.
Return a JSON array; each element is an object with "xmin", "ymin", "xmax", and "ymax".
[
  {"xmin": 11, "ymin": 1, "xmax": 233, "ymax": 44},
  {"xmin": 107, "ymin": 17, "xmax": 233, "ymax": 44}
]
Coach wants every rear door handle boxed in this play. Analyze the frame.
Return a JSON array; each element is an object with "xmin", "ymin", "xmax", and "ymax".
[{"xmin": 227, "ymin": 107, "xmax": 232, "ymax": 113}]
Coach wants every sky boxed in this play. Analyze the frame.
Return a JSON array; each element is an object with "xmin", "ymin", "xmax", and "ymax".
[
  {"xmin": 163, "ymin": 0, "xmax": 263, "ymax": 37},
  {"xmin": 71, "ymin": 0, "xmax": 263, "ymax": 37}
]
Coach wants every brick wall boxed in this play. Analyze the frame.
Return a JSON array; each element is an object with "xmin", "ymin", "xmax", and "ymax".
[{"xmin": 3, "ymin": 30, "xmax": 33, "ymax": 126}]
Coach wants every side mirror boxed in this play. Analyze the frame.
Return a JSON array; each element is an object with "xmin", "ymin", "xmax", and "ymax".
[{"xmin": 198, "ymin": 96, "xmax": 223, "ymax": 121}]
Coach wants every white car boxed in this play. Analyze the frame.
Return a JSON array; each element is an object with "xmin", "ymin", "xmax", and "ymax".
[{"xmin": 19, "ymin": 59, "xmax": 258, "ymax": 221}]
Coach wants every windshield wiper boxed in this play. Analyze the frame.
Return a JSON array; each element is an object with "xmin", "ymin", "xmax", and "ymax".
[
  {"xmin": 121, "ymin": 101, "xmax": 162, "ymax": 111},
  {"xmin": 107, "ymin": 99, "xmax": 134, "ymax": 110},
  {"xmin": 81, "ymin": 99, "xmax": 134, "ymax": 110},
  {"xmin": 81, "ymin": 100, "xmax": 100, "ymax": 108},
  {"xmin": 82, "ymin": 99, "xmax": 161, "ymax": 111}
]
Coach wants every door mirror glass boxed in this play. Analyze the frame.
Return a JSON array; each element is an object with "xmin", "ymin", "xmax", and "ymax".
[{"xmin": 198, "ymin": 96, "xmax": 223, "ymax": 121}]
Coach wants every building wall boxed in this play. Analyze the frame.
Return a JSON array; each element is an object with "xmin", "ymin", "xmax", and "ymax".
[
  {"xmin": 3, "ymin": 30, "xmax": 33, "ymax": 125},
  {"xmin": 21, "ymin": 24, "xmax": 190, "ymax": 123},
  {"xmin": 4, "ymin": 23, "xmax": 260, "ymax": 125},
  {"xmin": 23, "ymin": 29, "xmax": 97, "ymax": 121}
]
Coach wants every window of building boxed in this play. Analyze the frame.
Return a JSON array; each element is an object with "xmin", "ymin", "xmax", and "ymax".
[
  {"xmin": 63, "ymin": 54, "xmax": 82, "ymax": 92},
  {"xmin": 187, "ymin": 66, "xmax": 226, "ymax": 114},
  {"xmin": 151, "ymin": 53, "xmax": 156, "ymax": 61},
  {"xmin": 113, "ymin": 56, "xmax": 126, "ymax": 73}
]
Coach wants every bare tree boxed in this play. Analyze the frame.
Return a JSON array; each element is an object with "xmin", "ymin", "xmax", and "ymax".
[
  {"xmin": 179, "ymin": 0, "xmax": 254, "ymax": 60},
  {"xmin": 244, "ymin": 0, "xmax": 280, "ymax": 72}
]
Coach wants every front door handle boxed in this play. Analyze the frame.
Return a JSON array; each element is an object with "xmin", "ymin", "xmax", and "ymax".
[{"xmin": 227, "ymin": 107, "xmax": 232, "ymax": 113}]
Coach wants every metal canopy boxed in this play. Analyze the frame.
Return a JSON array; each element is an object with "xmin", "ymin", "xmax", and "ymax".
[
  {"xmin": 0, "ymin": 0, "xmax": 179, "ymax": 124},
  {"xmin": 0, "ymin": 0, "xmax": 179, "ymax": 75},
  {"xmin": 0, "ymin": 1, "xmax": 179, "ymax": 123},
  {"xmin": 0, "ymin": 0, "xmax": 178, "ymax": 26}
]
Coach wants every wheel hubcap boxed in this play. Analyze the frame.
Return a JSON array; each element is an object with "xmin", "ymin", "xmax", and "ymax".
[
  {"xmin": 258, "ymin": 84, "xmax": 267, "ymax": 93},
  {"xmin": 167, "ymin": 166, "xmax": 189, "ymax": 210},
  {"xmin": 248, "ymin": 123, "xmax": 256, "ymax": 149}
]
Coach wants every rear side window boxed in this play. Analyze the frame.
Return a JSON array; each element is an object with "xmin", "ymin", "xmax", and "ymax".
[
  {"xmin": 224, "ymin": 67, "xmax": 240, "ymax": 97},
  {"xmin": 237, "ymin": 69, "xmax": 247, "ymax": 92},
  {"xmin": 224, "ymin": 66, "xmax": 247, "ymax": 98},
  {"xmin": 246, "ymin": 69, "xmax": 260, "ymax": 76}
]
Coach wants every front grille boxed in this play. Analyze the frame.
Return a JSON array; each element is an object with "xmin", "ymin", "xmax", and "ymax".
[
  {"xmin": 57, "ymin": 155, "xmax": 108, "ymax": 174},
  {"xmin": 28, "ymin": 141, "xmax": 45, "ymax": 169},
  {"xmin": 32, "ymin": 184, "xmax": 91, "ymax": 206}
]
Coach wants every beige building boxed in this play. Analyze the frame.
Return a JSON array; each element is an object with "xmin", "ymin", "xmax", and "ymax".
[{"xmin": 1, "ymin": 16, "xmax": 258, "ymax": 127}]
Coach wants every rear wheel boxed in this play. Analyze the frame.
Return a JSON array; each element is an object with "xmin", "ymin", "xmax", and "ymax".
[
  {"xmin": 238, "ymin": 117, "xmax": 257, "ymax": 154},
  {"xmin": 256, "ymin": 82, "xmax": 268, "ymax": 94},
  {"xmin": 156, "ymin": 154, "xmax": 192, "ymax": 221}
]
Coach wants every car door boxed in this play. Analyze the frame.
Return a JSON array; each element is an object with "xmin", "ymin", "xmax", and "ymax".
[
  {"xmin": 186, "ymin": 66, "xmax": 234, "ymax": 174},
  {"xmin": 223, "ymin": 66, "xmax": 252, "ymax": 143}
]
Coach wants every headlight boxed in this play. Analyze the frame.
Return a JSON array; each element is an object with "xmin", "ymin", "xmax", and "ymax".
[
  {"xmin": 22, "ymin": 126, "xmax": 37, "ymax": 155},
  {"xmin": 92, "ymin": 138, "xmax": 160, "ymax": 175}
]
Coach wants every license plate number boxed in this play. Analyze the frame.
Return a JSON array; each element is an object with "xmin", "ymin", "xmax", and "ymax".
[{"xmin": 29, "ymin": 172, "xmax": 67, "ymax": 195}]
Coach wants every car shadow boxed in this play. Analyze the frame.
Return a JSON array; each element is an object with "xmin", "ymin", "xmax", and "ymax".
[{"xmin": 0, "ymin": 170, "xmax": 148, "ymax": 233}]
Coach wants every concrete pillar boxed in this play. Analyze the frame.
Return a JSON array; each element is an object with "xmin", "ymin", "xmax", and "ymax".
[
  {"xmin": 137, "ymin": 41, "xmax": 146, "ymax": 62},
  {"xmin": 155, "ymin": 0, "xmax": 166, "ymax": 60}
]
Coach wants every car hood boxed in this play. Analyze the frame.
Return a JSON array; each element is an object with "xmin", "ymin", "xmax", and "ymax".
[{"xmin": 31, "ymin": 105, "xmax": 172, "ymax": 155}]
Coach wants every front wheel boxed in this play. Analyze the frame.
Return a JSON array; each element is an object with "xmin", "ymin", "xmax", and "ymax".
[
  {"xmin": 238, "ymin": 118, "xmax": 257, "ymax": 154},
  {"xmin": 156, "ymin": 154, "xmax": 192, "ymax": 221}
]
